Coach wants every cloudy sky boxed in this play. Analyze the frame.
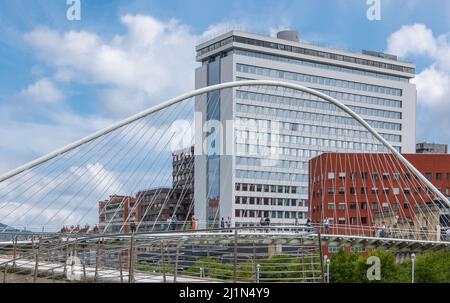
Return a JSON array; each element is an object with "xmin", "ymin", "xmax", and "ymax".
[
  {"xmin": 0, "ymin": 0, "xmax": 449, "ymax": 173},
  {"xmin": 0, "ymin": 0, "xmax": 449, "ymax": 230}
]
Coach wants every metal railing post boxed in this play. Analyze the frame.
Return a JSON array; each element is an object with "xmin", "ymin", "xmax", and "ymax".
[
  {"xmin": 95, "ymin": 238, "xmax": 100, "ymax": 282},
  {"xmin": 174, "ymin": 244, "xmax": 180, "ymax": 283},
  {"xmin": 160, "ymin": 240, "xmax": 166, "ymax": 283},
  {"xmin": 233, "ymin": 229, "xmax": 238, "ymax": 283},
  {"xmin": 12, "ymin": 235, "xmax": 17, "ymax": 270},
  {"xmin": 128, "ymin": 234, "xmax": 135, "ymax": 283},
  {"xmin": 207, "ymin": 246, "xmax": 211, "ymax": 278},
  {"xmin": 119, "ymin": 252, "xmax": 123, "ymax": 283},
  {"xmin": 33, "ymin": 236, "xmax": 42, "ymax": 283},
  {"xmin": 253, "ymin": 241, "xmax": 257, "ymax": 282},
  {"xmin": 83, "ymin": 261, "xmax": 87, "ymax": 282},
  {"xmin": 317, "ymin": 231, "xmax": 325, "ymax": 283},
  {"xmin": 3, "ymin": 263, "xmax": 7, "ymax": 283},
  {"xmin": 63, "ymin": 238, "xmax": 69, "ymax": 277}
]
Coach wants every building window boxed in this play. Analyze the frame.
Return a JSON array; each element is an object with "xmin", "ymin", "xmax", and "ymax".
[
  {"xmin": 328, "ymin": 203, "xmax": 335, "ymax": 210},
  {"xmin": 436, "ymin": 173, "xmax": 442, "ymax": 181}
]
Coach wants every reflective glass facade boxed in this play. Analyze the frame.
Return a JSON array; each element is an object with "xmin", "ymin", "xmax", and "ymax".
[{"xmin": 206, "ymin": 56, "xmax": 221, "ymax": 227}]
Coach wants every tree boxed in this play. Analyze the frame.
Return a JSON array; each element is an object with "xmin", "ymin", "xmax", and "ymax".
[
  {"xmin": 355, "ymin": 250, "xmax": 401, "ymax": 283},
  {"xmin": 329, "ymin": 249, "xmax": 361, "ymax": 283},
  {"xmin": 414, "ymin": 252, "xmax": 450, "ymax": 283}
]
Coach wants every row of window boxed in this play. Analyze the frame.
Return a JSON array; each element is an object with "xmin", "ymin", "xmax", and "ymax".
[
  {"xmin": 235, "ymin": 122, "xmax": 401, "ymax": 143},
  {"xmin": 235, "ymin": 209, "xmax": 307, "ymax": 219},
  {"xmin": 324, "ymin": 186, "xmax": 434, "ymax": 196},
  {"xmin": 236, "ymin": 140, "xmax": 389, "ymax": 159},
  {"xmin": 235, "ymin": 183, "xmax": 302, "ymax": 194},
  {"xmin": 173, "ymin": 163, "xmax": 193, "ymax": 171},
  {"xmin": 236, "ymin": 91, "xmax": 402, "ymax": 120},
  {"xmin": 236, "ymin": 131, "xmax": 384, "ymax": 151},
  {"xmin": 197, "ymin": 36, "xmax": 415, "ymax": 74},
  {"xmin": 173, "ymin": 172, "xmax": 192, "ymax": 182},
  {"xmin": 236, "ymin": 63, "xmax": 403, "ymax": 97},
  {"xmin": 319, "ymin": 171, "xmax": 445, "ymax": 184},
  {"xmin": 317, "ymin": 88, "xmax": 402, "ymax": 109},
  {"xmin": 236, "ymin": 169, "xmax": 308, "ymax": 183},
  {"xmin": 235, "ymin": 196, "xmax": 306, "ymax": 207},
  {"xmin": 236, "ymin": 156, "xmax": 308, "ymax": 170},
  {"xmin": 233, "ymin": 49, "xmax": 409, "ymax": 82},
  {"xmin": 325, "ymin": 201, "xmax": 427, "ymax": 211},
  {"xmin": 425, "ymin": 172, "xmax": 450, "ymax": 182},
  {"xmin": 237, "ymin": 82, "xmax": 403, "ymax": 109},
  {"xmin": 236, "ymin": 107, "xmax": 402, "ymax": 132}
]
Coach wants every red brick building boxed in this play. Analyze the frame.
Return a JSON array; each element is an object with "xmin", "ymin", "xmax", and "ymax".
[
  {"xmin": 98, "ymin": 195, "xmax": 137, "ymax": 234},
  {"xmin": 309, "ymin": 153, "xmax": 450, "ymax": 240},
  {"xmin": 98, "ymin": 146, "xmax": 194, "ymax": 233}
]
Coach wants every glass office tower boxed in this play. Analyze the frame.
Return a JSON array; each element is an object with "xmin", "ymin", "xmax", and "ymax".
[{"xmin": 194, "ymin": 30, "xmax": 416, "ymax": 228}]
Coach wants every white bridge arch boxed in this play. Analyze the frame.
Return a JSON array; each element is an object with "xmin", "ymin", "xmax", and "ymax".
[{"xmin": 0, "ymin": 79, "xmax": 448, "ymax": 209}]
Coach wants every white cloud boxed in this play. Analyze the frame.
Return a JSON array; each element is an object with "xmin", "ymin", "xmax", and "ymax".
[
  {"xmin": 199, "ymin": 21, "xmax": 247, "ymax": 43},
  {"xmin": 386, "ymin": 24, "xmax": 450, "ymax": 143},
  {"xmin": 24, "ymin": 15, "xmax": 199, "ymax": 116},
  {"xmin": 386, "ymin": 23, "xmax": 437, "ymax": 58},
  {"xmin": 19, "ymin": 78, "xmax": 64, "ymax": 104},
  {"xmin": 0, "ymin": 108, "xmax": 113, "ymax": 173},
  {"xmin": 412, "ymin": 66, "xmax": 450, "ymax": 107}
]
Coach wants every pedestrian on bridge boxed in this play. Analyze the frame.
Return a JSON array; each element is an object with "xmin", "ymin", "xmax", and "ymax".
[
  {"xmin": 226, "ymin": 217, "xmax": 231, "ymax": 231},
  {"xmin": 323, "ymin": 218, "xmax": 330, "ymax": 234},
  {"xmin": 191, "ymin": 215, "xmax": 198, "ymax": 230}
]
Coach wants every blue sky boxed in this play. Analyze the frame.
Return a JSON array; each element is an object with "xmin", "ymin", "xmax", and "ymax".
[{"xmin": 0, "ymin": 0, "xmax": 449, "ymax": 173}]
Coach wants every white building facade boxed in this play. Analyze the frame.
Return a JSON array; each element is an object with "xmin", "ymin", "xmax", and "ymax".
[{"xmin": 194, "ymin": 30, "xmax": 416, "ymax": 228}]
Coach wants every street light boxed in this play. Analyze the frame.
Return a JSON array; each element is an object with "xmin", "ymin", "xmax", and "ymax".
[
  {"xmin": 256, "ymin": 264, "xmax": 261, "ymax": 283},
  {"xmin": 411, "ymin": 253, "xmax": 416, "ymax": 283},
  {"xmin": 324, "ymin": 255, "xmax": 330, "ymax": 283}
]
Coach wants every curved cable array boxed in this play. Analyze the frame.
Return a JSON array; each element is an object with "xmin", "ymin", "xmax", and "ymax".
[{"xmin": 0, "ymin": 80, "xmax": 447, "ymax": 244}]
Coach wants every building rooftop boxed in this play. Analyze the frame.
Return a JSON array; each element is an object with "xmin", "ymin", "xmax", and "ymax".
[{"xmin": 196, "ymin": 30, "xmax": 415, "ymax": 78}]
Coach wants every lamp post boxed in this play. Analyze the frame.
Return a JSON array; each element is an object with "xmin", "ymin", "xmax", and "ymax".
[
  {"xmin": 324, "ymin": 255, "xmax": 330, "ymax": 283},
  {"xmin": 411, "ymin": 253, "xmax": 416, "ymax": 283},
  {"xmin": 256, "ymin": 264, "xmax": 260, "ymax": 283}
]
